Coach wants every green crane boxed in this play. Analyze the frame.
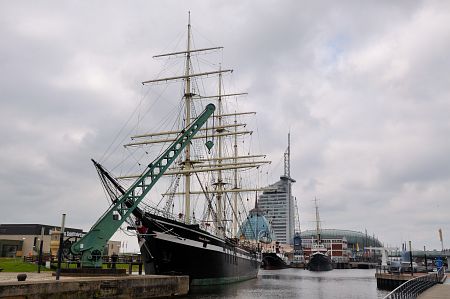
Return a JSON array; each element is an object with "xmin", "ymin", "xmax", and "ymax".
[{"xmin": 71, "ymin": 103, "xmax": 216, "ymax": 267}]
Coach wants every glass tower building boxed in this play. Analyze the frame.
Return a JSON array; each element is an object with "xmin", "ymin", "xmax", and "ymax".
[{"xmin": 258, "ymin": 175, "xmax": 295, "ymax": 244}]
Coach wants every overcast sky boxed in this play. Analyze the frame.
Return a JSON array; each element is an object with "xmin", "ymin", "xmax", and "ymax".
[{"xmin": 1, "ymin": 1, "xmax": 449, "ymax": 251}]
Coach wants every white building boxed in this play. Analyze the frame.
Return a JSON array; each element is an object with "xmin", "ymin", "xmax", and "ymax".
[
  {"xmin": 258, "ymin": 175, "xmax": 295, "ymax": 244},
  {"xmin": 0, "ymin": 224, "xmax": 122, "ymax": 258}
]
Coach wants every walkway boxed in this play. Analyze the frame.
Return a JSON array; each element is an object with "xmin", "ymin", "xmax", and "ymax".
[{"xmin": 417, "ymin": 274, "xmax": 450, "ymax": 299}]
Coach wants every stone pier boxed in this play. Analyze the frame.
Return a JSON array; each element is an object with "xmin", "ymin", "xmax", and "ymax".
[{"xmin": 0, "ymin": 273, "xmax": 189, "ymax": 299}]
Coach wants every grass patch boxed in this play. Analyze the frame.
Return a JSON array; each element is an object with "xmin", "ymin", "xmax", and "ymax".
[{"xmin": 0, "ymin": 257, "xmax": 50, "ymax": 272}]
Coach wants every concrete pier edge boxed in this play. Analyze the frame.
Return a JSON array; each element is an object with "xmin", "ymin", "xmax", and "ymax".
[{"xmin": 0, "ymin": 275, "xmax": 189, "ymax": 299}]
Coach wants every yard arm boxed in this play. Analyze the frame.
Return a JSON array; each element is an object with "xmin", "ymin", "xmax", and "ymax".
[{"xmin": 71, "ymin": 103, "xmax": 216, "ymax": 267}]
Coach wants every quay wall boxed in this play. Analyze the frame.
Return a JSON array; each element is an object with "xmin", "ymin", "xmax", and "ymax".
[
  {"xmin": 0, "ymin": 275, "xmax": 189, "ymax": 299},
  {"xmin": 376, "ymin": 272, "xmax": 418, "ymax": 290}
]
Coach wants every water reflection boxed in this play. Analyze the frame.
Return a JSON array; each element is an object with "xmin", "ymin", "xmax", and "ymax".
[{"xmin": 178, "ymin": 269, "xmax": 390, "ymax": 299}]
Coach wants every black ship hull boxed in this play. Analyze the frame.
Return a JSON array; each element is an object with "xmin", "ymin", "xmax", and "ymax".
[
  {"xmin": 308, "ymin": 252, "xmax": 333, "ymax": 271},
  {"xmin": 136, "ymin": 212, "xmax": 260, "ymax": 286},
  {"xmin": 261, "ymin": 252, "xmax": 288, "ymax": 270}
]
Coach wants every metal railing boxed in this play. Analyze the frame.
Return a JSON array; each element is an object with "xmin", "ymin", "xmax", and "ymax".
[{"xmin": 383, "ymin": 267, "xmax": 446, "ymax": 299}]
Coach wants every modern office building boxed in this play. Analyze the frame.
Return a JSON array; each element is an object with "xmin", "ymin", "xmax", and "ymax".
[
  {"xmin": 256, "ymin": 134, "xmax": 296, "ymax": 245},
  {"xmin": 258, "ymin": 175, "xmax": 295, "ymax": 244}
]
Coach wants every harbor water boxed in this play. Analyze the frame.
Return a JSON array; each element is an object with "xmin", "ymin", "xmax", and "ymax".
[{"xmin": 180, "ymin": 269, "xmax": 391, "ymax": 299}]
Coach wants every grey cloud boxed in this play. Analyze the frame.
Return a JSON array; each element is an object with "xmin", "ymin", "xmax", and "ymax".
[{"xmin": 1, "ymin": 0, "xmax": 449, "ymax": 250}]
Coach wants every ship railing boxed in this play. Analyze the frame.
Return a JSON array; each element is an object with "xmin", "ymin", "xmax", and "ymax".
[
  {"xmin": 142, "ymin": 204, "xmax": 187, "ymax": 223},
  {"xmin": 383, "ymin": 266, "xmax": 446, "ymax": 299},
  {"xmin": 141, "ymin": 204, "xmax": 219, "ymax": 236}
]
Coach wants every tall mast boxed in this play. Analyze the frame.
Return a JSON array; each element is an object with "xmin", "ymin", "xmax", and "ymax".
[
  {"xmin": 215, "ymin": 67, "xmax": 224, "ymax": 236},
  {"xmin": 315, "ymin": 197, "xmax": 321, "ymax": 243},
  {"xmin": 184, "ymin": 12, "xmax": 192, "ymax": 224},
  {"xmin": 232, "ymin": 112, "xmax": 238, "ymax": 236},
  {"xmin": 138, "ymin": 14, "xmax": 271, "ymax": 230}
]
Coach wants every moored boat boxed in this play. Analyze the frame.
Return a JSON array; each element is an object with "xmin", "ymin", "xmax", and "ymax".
[
  {"xmin": 307, "ymin": 199, "xmax": 333, "ymax": 272},
  {"xmin": 261, "ymin": 252, "xmax": 289, "ymax": 270},
  {"xmin": 94, "ymin": 14, "xmax": 271, "ymax": 286},
  {"xmin": 308, "ymin": 248, "xmax": 333, "ymax": 271}
]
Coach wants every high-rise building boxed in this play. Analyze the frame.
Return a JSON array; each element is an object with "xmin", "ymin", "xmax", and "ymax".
[
  {"xmin": 258, "ymin": 176, "xmax": 295, "ymax": 244},
  {"xmin": 258, "ymin": 134, "xmax": 295, "ymax": 244}
]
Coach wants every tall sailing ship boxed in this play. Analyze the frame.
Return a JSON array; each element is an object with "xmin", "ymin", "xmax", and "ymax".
[{"xmin": 94, "ymin": 15, "xmax": 271, "ymax": 285}]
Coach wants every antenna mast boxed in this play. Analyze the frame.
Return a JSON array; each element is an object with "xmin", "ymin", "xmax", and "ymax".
[
  {"xmin": 284, "ymin": 133, "xmax": 290, "ymax": 178},
  {"xmin": 284, "ymin": 132, "xmax": 295, "ymax": 244}
]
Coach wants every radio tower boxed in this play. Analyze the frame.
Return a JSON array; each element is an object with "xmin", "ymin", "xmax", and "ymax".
[{"xmin": 284, "ymin": 133, "xmax": 291, "ymax": 179}]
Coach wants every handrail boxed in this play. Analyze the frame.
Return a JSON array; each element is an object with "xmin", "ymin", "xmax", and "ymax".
[{"xmin": 383, "ymin": 267, "xmax": 446, "ymax": 299}]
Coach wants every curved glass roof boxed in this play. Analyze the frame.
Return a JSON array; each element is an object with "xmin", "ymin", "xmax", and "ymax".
[
  {"xmin": 238, "ymin": 208, "xmax": 275, "ymax": 242},
  {"xmin": 301, "ymin": 229, "xmax": 383, "ymax": 247}
]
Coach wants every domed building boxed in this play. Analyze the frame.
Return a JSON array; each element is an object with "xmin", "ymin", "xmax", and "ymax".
[
  {"xmin": 301, "ymin": 229, "xmax": 383, "ymax": 249},
  {"xmin": 239, "ymin": 207, "xmax": 275, "ymax": 243}
]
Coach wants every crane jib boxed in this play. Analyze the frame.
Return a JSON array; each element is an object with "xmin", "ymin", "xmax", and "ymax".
[{"xmin": 71, "ymin": 103, "xmax": 216, "ymax": 267}]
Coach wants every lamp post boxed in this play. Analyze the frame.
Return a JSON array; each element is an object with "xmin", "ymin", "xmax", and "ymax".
[
  {"xmin": 37, "ymin": 227, "xmax": 44, "ymax": 273},
  {"xmin": 424, "ymin": 245, "xmax": 427, "ymax": 272},
  {"xmin": 21, "ymin": 238, "xmax": 26, "ymax": 261},
  {"xmin": 56, "ymin": 213, "xmax": 66, "ymax": 281},
  {"xmin": 409, "ymin": 241, "xmax": 413, "ymax": 277}
]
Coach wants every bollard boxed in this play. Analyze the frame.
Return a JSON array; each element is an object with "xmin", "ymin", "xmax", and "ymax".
[{"xmin": 17, "ymin": 273, "xmax": 27, "ymax": 281}]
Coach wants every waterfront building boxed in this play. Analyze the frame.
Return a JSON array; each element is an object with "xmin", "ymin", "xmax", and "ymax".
[
  {"xmin": 258, "ymin": 134, "xmax": 296, "ymax": 245},
  {"xmin": 0, "ymin": 223, "xmax": 83, "ymax": 257},
  {"xmin": 301, "ymin": 229, "xmax": 383, "ymax": 262},
  {"xmin": 0, "ymin": 223, "xmax": 121, "ymax": 258},
  {"xmin": 105, "ymin": 240, "xmax": 121, "ymax": 256},
  {"xmin": 302, "ymin": 235, "xmax": 349, "ymax": 263},
  {"xmin": 239, "ymin": 207, "xmax": 275, "ymax": 242},
  {"xmin": 258, "ymin": 175, "xmax": 295, "ymax": 244}
]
